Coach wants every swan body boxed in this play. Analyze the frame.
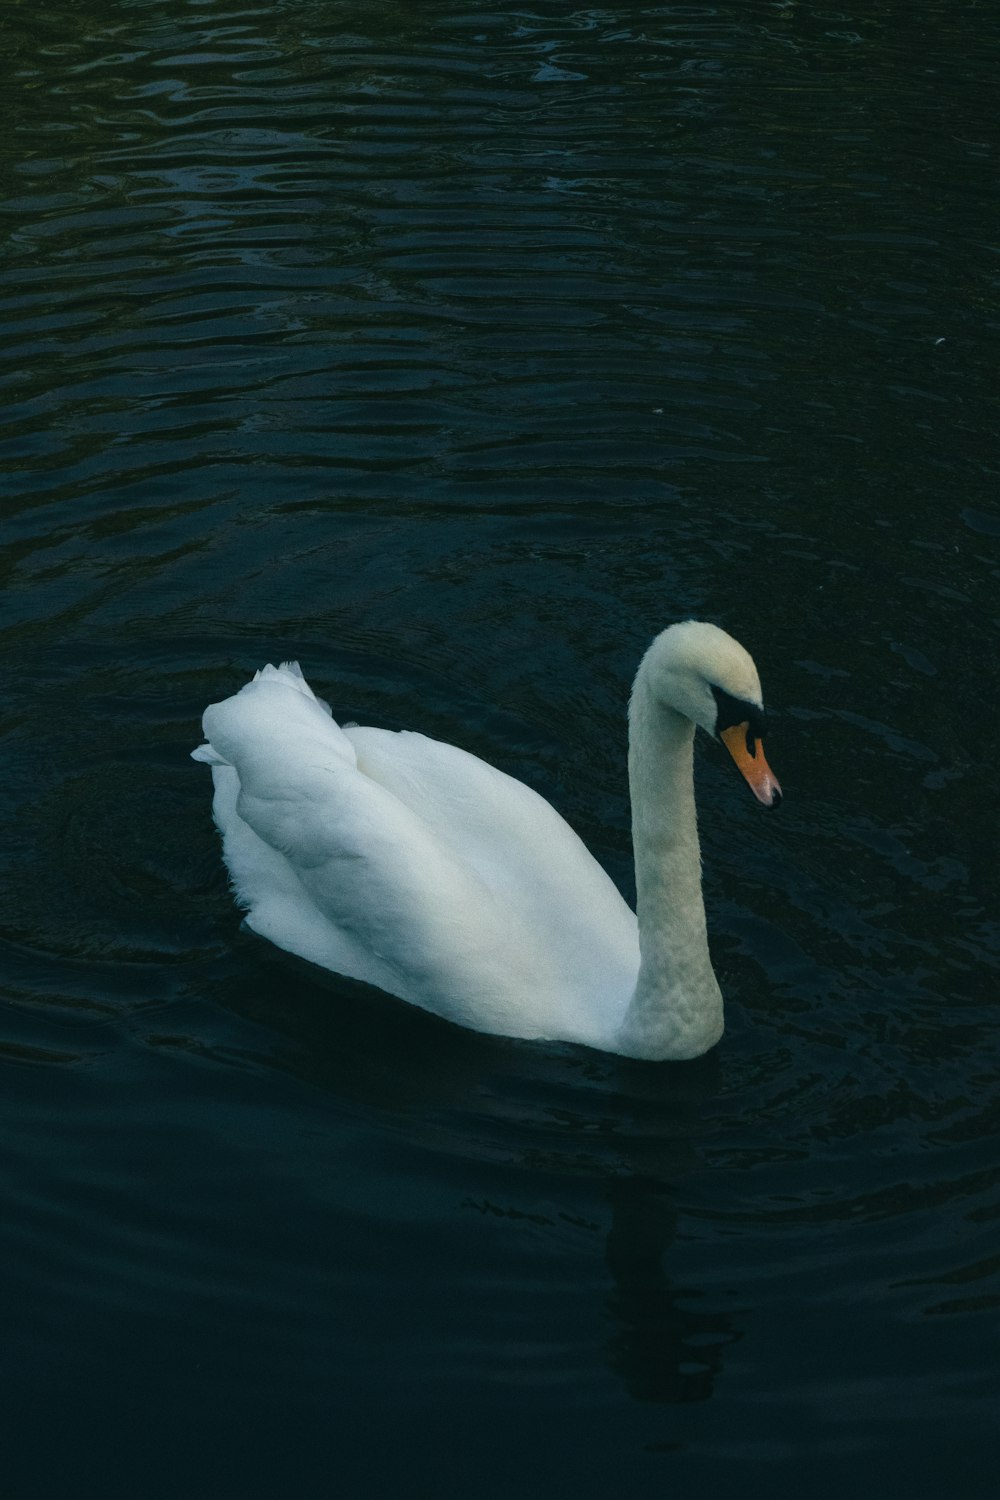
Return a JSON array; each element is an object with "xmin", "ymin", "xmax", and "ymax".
[{"xmin": 193, "ymin": 622, "xmax": 780, "ymax": 1060}]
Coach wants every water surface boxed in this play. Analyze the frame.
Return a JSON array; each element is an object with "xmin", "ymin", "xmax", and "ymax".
[{"xmin": 1, "ymin": 2, "xmax": 998, "ymax": 1495}]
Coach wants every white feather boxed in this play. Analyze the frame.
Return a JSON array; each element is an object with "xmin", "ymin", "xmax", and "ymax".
[{"xmin": 193, "ymin": 626, "xmax": 777, "ymax": 1059}]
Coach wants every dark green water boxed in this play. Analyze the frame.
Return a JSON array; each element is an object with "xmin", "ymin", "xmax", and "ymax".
[{"xmin": 2, "ymin": 1, "xmax": 998, "ymax": 1494}]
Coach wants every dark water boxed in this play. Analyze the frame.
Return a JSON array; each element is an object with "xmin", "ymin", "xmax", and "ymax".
[{"xmin": 2, "ymin": 1, "xmax": 998, "ymax": 1493}]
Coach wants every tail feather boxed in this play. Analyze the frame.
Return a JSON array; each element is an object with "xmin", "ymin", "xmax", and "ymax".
[
  {"xmin": 252, "ymin": 660, "xmax": 307, "ymax": 689},
  {"xmin": 193, "ymin": 661, "xmax": 351, "ymax": 774},
  {"xmin": 251, "ymin": 661, "xmax": 332, "ymax": 715},
  {"xmin": 191, "ymin": 743, "xmax": 228, "ymax": 766}
]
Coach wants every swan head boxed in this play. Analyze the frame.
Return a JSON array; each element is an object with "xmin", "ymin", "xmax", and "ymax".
[{"xmin": 636, "ymin": 620, "xmax": 782, "ymax": 807}]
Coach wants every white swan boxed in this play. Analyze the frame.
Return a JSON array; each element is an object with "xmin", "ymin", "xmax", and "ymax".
[{"xmin": 192, "ymin": 621, "xmax": 780, "ymax": 1060}]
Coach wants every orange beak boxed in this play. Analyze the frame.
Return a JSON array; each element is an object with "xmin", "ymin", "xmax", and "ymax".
[{"xmin": 720, "ymin": 723, "xmax": 782, "ymax": 807}]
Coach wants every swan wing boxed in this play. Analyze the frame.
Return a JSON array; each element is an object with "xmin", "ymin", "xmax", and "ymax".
[
  {"xmin": 343, "ymin": 723, "xmax": 638, "ymax": 998},
  {"xmin": 194, "ymin": 666, "xmax": 637, "ymax": 1042}
]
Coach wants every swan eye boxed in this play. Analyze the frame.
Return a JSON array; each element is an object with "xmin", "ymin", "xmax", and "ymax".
[{"xmin": 711, "ymin": 685, "xmax": 768, "ymax": 746}]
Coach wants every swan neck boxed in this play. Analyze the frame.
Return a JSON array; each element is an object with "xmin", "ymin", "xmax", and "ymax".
[{"xmin": 618, "ymin": 674, "xmax": 723, "ymax": 1060}]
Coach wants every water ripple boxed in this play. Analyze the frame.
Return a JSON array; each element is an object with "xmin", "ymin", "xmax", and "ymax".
[{"xmin": 2, "ymin": 0, "xmax": 999, "ymax": 1486}]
